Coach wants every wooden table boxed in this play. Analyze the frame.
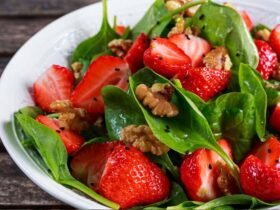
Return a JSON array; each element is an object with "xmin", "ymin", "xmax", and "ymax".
[{"xmin": 0, "ymin": 1, "xmax": 100, "ymax": 209}]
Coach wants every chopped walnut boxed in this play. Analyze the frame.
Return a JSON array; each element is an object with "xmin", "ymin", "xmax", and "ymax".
[
  {"xmin": 272, "ymin": 63, "xmax": 280, "ymax": 81},
  {"xmin": 216, "ymin": 161, "xmax": 239, "ymax": 195},
  {"xmin": 50, "ymin": 100, "xmax": 89, "ymax": 133},
  {"xmin": 203, "ymin": 46, "xmax": 233, "ymax": 71},
  {"xmin": 165, "ymin": 0, "xmax": 200, "ymax": 17},
  {"xmin": 135, "ymin": 83, "xmax": 179, "ymax": 118},
  {"xmin": 255, "ymin": 29, "xmax": 271, "ymax": 42},
  {"xmin": 71, "ymin": 61, "xmax": 83, "ymax": 79},
  {"xmin": 108, "ymin": 39, "xmax": 133, "ymax": 57},
  {"xmin": 121, "ymin": 125, "xmax": 170, "ymax": 156},
  {"xmin": 168, "ymin": 16, "xmax": 186, "ymax": 37}
]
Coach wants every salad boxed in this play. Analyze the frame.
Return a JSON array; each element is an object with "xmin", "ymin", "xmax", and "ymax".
[{"xmin": 13, "ymin": 0, "xmax": 280, "ymax": 209}]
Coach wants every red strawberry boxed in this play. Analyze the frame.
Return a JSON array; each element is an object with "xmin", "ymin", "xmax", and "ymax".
[
  {"xmin": 255, "ymin": 40, "xmax": 278, "ymax": 80},
  {"xmin": 71, "ymin": 56, "xmax": 130, "ymax": 117},
  {"xmin": 180, "ymin": 140, "xmax": 236, "ymax": 202},
  {"xmin": 71, "ymin": 142, "xmax": 170, "ymax": 209},
  {"xmin": 116, "ymin": 25, "xmax": 126, "ymax": 36},
  {"xmin": 143, "ymin": 37, "xmax": 192, "ymax": 78},
  {"xmin": 251, "ymin": 136, "xmax": 280, "ymax": 168},
  {"xmin": 33, "ymin": 65, "xmax": 75, "ymax": 112},
  {"xmin": 36, "ymin": 115, "xmax": 84, "ymax": 155},
  {"xmin": 240, "ymin": 155, "xmax": 280, "ymax": 201},
  {"xmin": 124, "ymin": 33, "xmax": 150, "ymax": 73},
  {"xmin": 239, "ymin": 11, "xmax": 253, "ymax": 31},
  {"xmin": 169, "ymin": 34, "xmax": 211, "ymax": 67},
  {"xmin": 270, "ymin": 104, "xmax": 280, "ymax": 132},
  {"xmin": 269, "ymin": 24, "xmax": 280, "ymax": 57},
  {"xmin": 176, "ymin": 67, "xmax": 231, "ymax": 101}
]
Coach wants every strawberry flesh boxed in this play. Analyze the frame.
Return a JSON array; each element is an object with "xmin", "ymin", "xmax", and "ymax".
[
  {"xmin": 269, "ymin": 24, "xmax": 280, "ymax": 58},
  {"xmin": 270, "ymin": 104, "xmax": 280, "ymax": 133}
]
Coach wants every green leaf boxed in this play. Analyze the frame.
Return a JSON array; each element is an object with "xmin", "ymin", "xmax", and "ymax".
[
  {"xmin": 71, "ymin": 0, "xmax": 118, "ymax": 62},
  {"xmin": 239, "ymin": 63, "xmax": 267, "ymax": 140},
  {"xmin": 191, "ymin": 2, "xmax": 259, "ymax": 89},
  {"xmin": 102, "ymin": 86, "xmax": 146, "ymax": 140},
  {"xmin": 203, "ymin": 93, "xmax": 256, "ymax": 162},
  {"xmin": 167, "ymin": 201, "xmax": 203, "ymax": 210},
  {"xmin": 265, "ymin": 80, "xmax": 280, "ymax": 106},
  {"xmin": 129, "ymin": 68, "xmax": 239, "ymax": 180},
  {"xmin": 15, "ymin": 114, "xmax": 119, "ymax": 209}
]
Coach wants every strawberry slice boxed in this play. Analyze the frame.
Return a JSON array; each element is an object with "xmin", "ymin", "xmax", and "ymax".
[
  {"xmin": 251, "ymin": 136, "xmax": 280, "ymax": 168},
  {"xmin": 124, "ymin": 33, "xmax": 150, "ymax": 73},
  {"xmin": 255, "ymin": 40, "xmax": 278, "ymax": 80},
  {"xmin": 33, "ymin": 65, "xmax": 75, "ymax": 112},
  {"xmin": 176, "ymin": 67, "xmax": 231, "ymax": 101},
  {"xmin": 269, "ymin": 24, "xmax": 280, "ymax": 57},
  {"xmin": 71, "ymin": 142, "xmax": 170, "ymax": 209},
  {"xmin": 116, "ymin": 25, "xmax": 126, "ymax": 36},
  {"xmin": 270, "ymin": 104, "xmax": 280, "ymax": 132},
  {"xmin": 240, "ymin": 155, "xmax": 280, "ymax": 201},
  {"xmin": 180, "ymin": 140, "xmax": 236, "ymax": 202},
  {"xmin": 169, "ymin": 34, "xmax": 211, "ymax": 67},
  {"xmin": 239, "ymin": 11, "xmax": 253, "ymax": 31},
  {"xmin": 71, "ymin": 56, "xmax": 130, "ymax": 117},
  {"xmin": 143, "ymin": 37, "xmax": 192, "ymax": 78},
  {"xmin": 36, "ymin": 115, "xmax": 84, "ymax": 155}
]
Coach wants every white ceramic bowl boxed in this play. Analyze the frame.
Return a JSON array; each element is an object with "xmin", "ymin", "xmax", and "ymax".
[{"xmin": 1, "ymin": 0, "xmax": 280, "ymax": 209}]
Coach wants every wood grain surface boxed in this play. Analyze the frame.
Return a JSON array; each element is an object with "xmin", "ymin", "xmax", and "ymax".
[{"xmin": 0, "ymin": 0, "xmax": 101, "ymax": 209}]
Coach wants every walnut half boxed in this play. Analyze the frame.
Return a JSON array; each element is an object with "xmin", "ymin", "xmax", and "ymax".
[
  {"xmin": 108, "ymin": 39, "xmax": 133, "ymax": 58},
  {"xmin": 121, "ymin": 125, "xmax": 170, "ymax": 156},
  {"xmin": 135, "ymin": 83, "xmax": 179, "ymax": 118}
]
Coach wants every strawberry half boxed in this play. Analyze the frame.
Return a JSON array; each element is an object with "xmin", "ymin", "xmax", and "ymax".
[
  {"xmin": 143, "ymin": 37, "xmax": 192, "ymax": 78},
  {"xmin": 269, "ymin": 24, "xmax": 280, "ymax": 57},
  {"xmin": 240, "ymin": 155, "xmax": 280, "ymax": 201},
  {"xmin": 169, "ymin": 34, "xmax": 211, "ymax": 67},
  {"xmin": 180, "ymin": 140, "xmax": 237, "ymax": 202},
  {"xmin": 36, "ymin": 115, "xmax": 84, "ymax": 155},
  {"xmin": 176, "ymin": 67, "xmax": 231, "ymax": 101},
  {"xmin": 71, "ymin": 56, "xmax": 130, "ymax": 118},
  {"xmin": 255, "ymin": 40, "xmax": 278, "ymax": 80},
  {"xmin": 33, "ymin": 65, "xmax": 75, "ymax": 112},
  {"xmin": 124, "ymin": 33, "xmax": 150, "ymax": 73},
  {"xmin": 270, "ymin": 104, "xmax": 280, "ymax": 132},
  {"xmin": 239, "ymin": 11, "xmax": 253, "ymax": 31}
]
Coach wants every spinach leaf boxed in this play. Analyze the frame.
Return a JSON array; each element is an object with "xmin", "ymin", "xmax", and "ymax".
[
  {"xmin": 15, "ymin": 113, "xmax": 119, "ymax": 209},
  {"xmin": 132, "ymin": 0, "xmax": 168, "ymax": 40},
  {"xmin": 239, "ymin": 63, "xmax": 267, "ymax": 140},
  {"xmin": 191, "ymin": 2, "xmax": 259, "ymax": 89},
  {"xmin": 102, "ymin": 86, "xmax": 146, "ymax": 140},
  {"xmin": 203, "ymin": 93, "xmax": 256, "ymax": 162},
  {"xmin": 71, "ymin": 0, "xmax": 118, "ymax": 62},
  {"xmin": 167, "ymin": 201, "xmax": 203, "ymax": 209},
  {"xmin": 265, "ymin": 80, "xmax": 280, "ymax": 106},
  {"xmin": 129, "ymin": 68, "xmax": 238, "ymax": 179}
]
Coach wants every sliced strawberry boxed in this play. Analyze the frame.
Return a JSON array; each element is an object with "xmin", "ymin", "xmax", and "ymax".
[
  {"xmin": 169, "ymin": 34, "xmax": 211, "ymax": 67},
  {"xmin": 240, "ymin": 155, "xmax": 280, "ymax": 201},
  {"xmin": 239, "ymin": 11, "xmax": 253, "ymax": 31},
  {"xmin": 176, "ymin": 67, "xmax": 231, "ymax": 101},
  {"xmin": 251, "ymin": 136, "xmax": 280, "ymax": 168},
  {"xmin": 98, "ymin": 144, "xmax": 170, "ymax": 209},
  {"xmin": 180, "ymin": 140, "xmax": 235, "ymax": 202},
  {"xmin": 143, "ymin": 37, "xmax": 192, "ymax": 78},
  {"xmin": 33, "ymin": 65, "xmax": 75, "ymax": 112},
  {"xmin": 36, "ymin": 115, "xmax": 84, "ymax": 155},
  {"xmin": 270, "ymin": 104, "xmax": 280, "ymax": 132},
  {"xmin": 70, "ymin": 142, "xmax": 120, "ymax": 187},
  {"xmin": 116, "ymin": 25, "xmax": 126, "ymax": 36},
  {"xmin": 269, "ymin": 24, "xmax": 280, "ymax": 57},
  {"xmin": 255, "ymin": 40, "xmax": 278, "ymax": 80},
  {"xmin": 71, "ymin": 56, "xmax": 130, "ymax": 117},
  {"xmin": 124, "ymin": 33, "xmax": 150, "ymax": 73}
]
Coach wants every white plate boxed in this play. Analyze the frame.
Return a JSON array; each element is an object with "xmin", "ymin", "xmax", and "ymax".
[{"xmin": 0, "ymin": 0, "xmax": 280, "ymax": 209}]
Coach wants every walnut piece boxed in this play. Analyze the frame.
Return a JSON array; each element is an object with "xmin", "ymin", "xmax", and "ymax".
[
  {"xmin": 135, "ymin": 83, "xmax": 179, "ymax": 118},
  {"xmin": 168, "ymin": 16, "xmax": 186, "ymax": 37},
  {"xmin": 165, "ymin": 0, "xmax": 200, "ymax": 17},
  {"xmin": 255, "ymin": 29, "xmax": 271, "ymax": 42},
  {"xmin": 121, "ymin": 125, "xmax": 170, "ymax": 156},
  {"xmin": 203, "ymin": 46, "xmax": 233, "ymax": 71},
  {"xmin": 108, "ymin": 39, "xmax": 133, "ymax": 57},
  {"xmin": 50, "ymin": 100, "xmax": 89, "ymax": 133}
]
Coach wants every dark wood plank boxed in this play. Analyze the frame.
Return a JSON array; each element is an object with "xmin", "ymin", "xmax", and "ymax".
[
  {"xmin": 0, "ymin": 18, "xmax": 54, "ymax": 55},
  {"xmin": 0, "ymin": 57, "xmax": 10, "ymax": 76},
  {"xmin": 0, "ymin": 153, "xmax": 70, "ymax": 207},
  {"xmin": 0, "ymin": 0, "xmax": 100, "ymax": 17}
]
